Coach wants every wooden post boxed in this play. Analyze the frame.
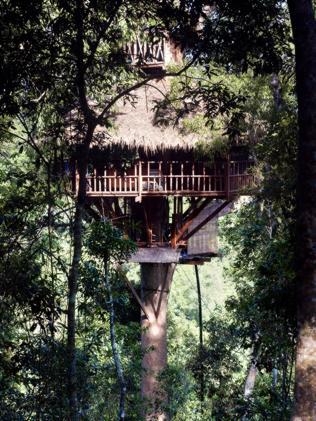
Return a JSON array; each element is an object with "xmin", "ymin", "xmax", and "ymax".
[
  {"xmin": 169, "ymin": 162, "xmax": 172, "ymax": 191},
  {"xmin": 181, "ymin": 163, "xmax": 184, "ymax": 191},
  {"xmin": 138, "ymin": 161, "xmax": 142, "ymax": 202},
  {"xmin": 93, "ymin": 167, "xmax": 96, "ymax": 193},
  {"xmin": 225, "ymin": 155, "xmax": 231, "ymax": 200},
  {"xmin": 195, "ymin": 265, "xmax": 204, "ymax": 407},
  {"xmin": 159, "ymin": 161, "xmax": 162, "ymax": 190}
]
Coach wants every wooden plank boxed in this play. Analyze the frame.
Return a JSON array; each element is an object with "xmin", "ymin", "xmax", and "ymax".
[
  {"xmin": 187, "ymin": 202, "xmax": 219, "ymax": 255},
  {"xmin": 130, "ymin": 248, "xmax": 181, "ymax": 263}
]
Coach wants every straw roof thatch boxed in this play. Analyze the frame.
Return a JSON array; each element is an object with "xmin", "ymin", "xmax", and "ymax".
[
  {"xmin": 104, "ymin": 79, "xmax": 201, "ymax": 153},
  {"xmin": 66, "ymin": 78, "xmax": 211, "ymax": 160}
]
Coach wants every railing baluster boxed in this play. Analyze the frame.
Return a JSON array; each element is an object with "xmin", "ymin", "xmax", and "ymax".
[
  {"xmin": 192, "ymin": 163, "xmax": 194, "ymax": 191},
  {"xmin": 181, "ymin": 163, "xmax": 184, "ymax": 191},
  {"xmin": 83, "ymin": 159, "xmax": 254, "ymax": 197}
]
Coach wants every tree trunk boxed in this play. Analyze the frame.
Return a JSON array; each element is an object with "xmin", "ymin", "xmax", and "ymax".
[
  {"xmin": 141, "ymin": 263, "xmax": 176, "ymax": 421},
  {"xmin": 67, "ymin": 142, "xmax": 90, "ymax": 420},
  {"xmin": 242, "ymin": 340, "xmax": 261, "ymax": 421},
  {"xmin": 104, "ymin": 259, "xmax": 126, "ymax": 421},
  {"xmin": 244, "ymin": 363, "xmax": 258, "ymax": 399},
  {"xmin": 287, "ymin": 1, "xmax": 316, "ymax": 419}
]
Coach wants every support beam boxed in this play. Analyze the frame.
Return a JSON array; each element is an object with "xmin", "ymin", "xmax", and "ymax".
[
  {"xmin": 172, "ymin": 198, "xmax": 213, "ymax": 246},
  {"xmin": 195, "ymin": 265, "xmax": 205, "ymax": 406},
  {"xmin": 183, "ymin": 201, "xmax": 231, "ymax": 242},
  {"xmin": 124, "ymin": 278, "xmax": 151, "ymax": 321}
]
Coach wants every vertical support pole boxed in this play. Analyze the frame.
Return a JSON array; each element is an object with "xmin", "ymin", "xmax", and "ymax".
[
  {"xmin": 159, "ymin": 161, "xmax": 162, "ymax": 190},
  {"xmin": 195, "ymin": 265, "xmax": 205, "ymax": 407},
  {"xmin": 136, "ymin": 197, "xmax": 172, "ymax": 419},
  {"xmin": 170, "ymin": 162, "xmax": 173, "ymax": 191},
  {"xmin": 75, "ymin": 167, "xmax": 79, "ymax": 195},
  {"xmin": 138, "ymin": 161, "xmax": 143, "ymax": 201},
  {"xmin": 141, "ymin": 263, "xmax": 176, "ymax": 421},
  {"xmin": 171, "ymin": 197, "xmax": 177, "ymax": 248},
  {"xmin": 92, "ymin": 167, "xmax": 96, "ymax": 193},
  {"xmin": 226, "ymin": 155, "xmax": 231, "ymax": 200},
  {"xmin": 181, "ymin": 163, "xmax": 184, "ymax": 191},
  {"xmin": 195, "ymin": 265, "xmax": 204, "ymax": 350},
  {"xmin": 192, "ymin": 163, "xmax": 195, "ymax": 191}
]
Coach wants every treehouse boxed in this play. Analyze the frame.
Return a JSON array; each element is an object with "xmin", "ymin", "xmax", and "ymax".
[
  {"xmin": 71, "ymin": 34, "xmax": 255, "ymax": 420},
  {"xmin": 71, "ymin": 39, "xmax": 254, "ymax": 261},
  {"xmin": 75, "ymin": 146, "xmax": 254, "ymax": 261}
]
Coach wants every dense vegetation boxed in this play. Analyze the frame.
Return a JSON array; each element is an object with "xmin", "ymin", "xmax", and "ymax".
[{"xmin": 0, "ymin": 0, "xmax": 315, "ymax": 419}]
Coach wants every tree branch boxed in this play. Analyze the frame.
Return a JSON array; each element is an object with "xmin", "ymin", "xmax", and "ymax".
[
  {"xmin": 84, "ymin": 0, "xmax": 123, "ymax": 72},
  {"xmin": 96, "ymin": 55, "xmax": 199, "ymax": 124}
]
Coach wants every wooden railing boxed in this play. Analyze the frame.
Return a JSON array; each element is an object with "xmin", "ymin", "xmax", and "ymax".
[
  {"xmin": 77, "ymin": 160, "xmax": 254, "ymax": 199},
  {"xmin": 229, "ymin": 160, "xmax": 255, "ymax": 193},
  {"xmin": 125, "ymin": 37, "xmax": 165, "ymax": 66}
]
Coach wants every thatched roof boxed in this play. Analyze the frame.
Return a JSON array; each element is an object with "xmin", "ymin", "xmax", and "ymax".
[
  {"xmin": 96, "ymin": 79, "xmax": 203, "ymax": 154},
  {"xmin": 66, "ymin": 77, "xmax": 212, "ymax": 159}
]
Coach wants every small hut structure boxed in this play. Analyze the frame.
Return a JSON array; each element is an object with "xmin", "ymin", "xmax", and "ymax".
[{"xmin": 72, "ymin": 35, "xmax": 254, "ymax": 420}]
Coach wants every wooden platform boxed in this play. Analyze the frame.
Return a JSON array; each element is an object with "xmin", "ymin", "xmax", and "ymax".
[
  {"xmin": 130, "ymin": 248, "xmax": 181, "ymax": 263},
  {"xmin": 129, "ymin": 247, "xmax": 216, "ymax": 264},
  {"xmin": 77, "ymin": 160, "xmax": 254, "ymax": 199}
]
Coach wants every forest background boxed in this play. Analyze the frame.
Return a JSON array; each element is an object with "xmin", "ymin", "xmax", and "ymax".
[{"xmin": 0, "ymin": 0, "xmax": 315, "ymax": 420}]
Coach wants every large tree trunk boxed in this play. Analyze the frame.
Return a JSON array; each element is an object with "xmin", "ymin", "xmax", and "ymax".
[
  {"xmin": 141, "ymin": 263, "xmax": 176, "ymax": 421},
  {"xmin": 287, "ymin": 1, "xmax": 316, "ymax": 419}
]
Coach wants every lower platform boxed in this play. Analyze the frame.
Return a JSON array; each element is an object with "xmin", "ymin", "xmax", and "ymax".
[{"xmin": 129, "ymin": 247, "xmax": 217, "ymax": 264}]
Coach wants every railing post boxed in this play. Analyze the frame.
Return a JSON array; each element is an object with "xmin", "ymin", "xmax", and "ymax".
[
  {"xmin": 75, "ymin": 168, "xmax": 79, "ymax": 195},
  {"xmin": 137, "ymin": 161, "xmax": 142, "ymax": 202},
  {"xmin": 226, "ymin": 155, "xmax": 230, "ymax": 200}
]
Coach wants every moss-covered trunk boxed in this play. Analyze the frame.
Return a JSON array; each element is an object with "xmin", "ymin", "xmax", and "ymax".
[{"xmin": 287, "ymin": 0, "xmax": 316, "ymax": 418}]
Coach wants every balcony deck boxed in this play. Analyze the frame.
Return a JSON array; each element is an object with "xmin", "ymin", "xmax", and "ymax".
[
  {"xmin": 125, "ymin": 37, "xmax": 165, "ymax": 68},
  {"xmin": 77, "ymin": 160, "xmax": 255, "ymax": 199}
]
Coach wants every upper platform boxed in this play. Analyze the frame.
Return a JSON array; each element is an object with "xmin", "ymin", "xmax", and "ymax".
[{"xmin": 124, "ymin": 35, "xmax": 182, "ymax": 73}]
